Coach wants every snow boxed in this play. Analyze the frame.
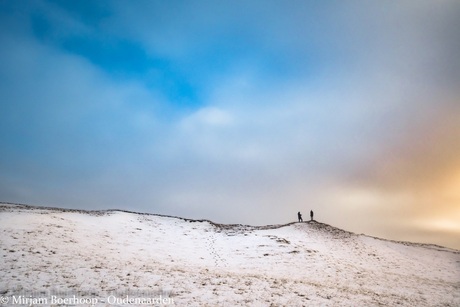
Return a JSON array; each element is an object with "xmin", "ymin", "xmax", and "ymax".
[{"xmin": 0, "ymin": 203, "xmax": 459, "ymax": 306}]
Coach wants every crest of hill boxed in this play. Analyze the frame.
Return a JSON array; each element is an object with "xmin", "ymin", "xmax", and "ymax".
[{"xmin": 0, "ymin": 202, "xmax": 456, "ymax": 253}]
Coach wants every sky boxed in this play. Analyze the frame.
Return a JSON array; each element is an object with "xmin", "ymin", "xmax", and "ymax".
[{"xmin": 0, "ymin": 0, "xmax": 459, "ymax": 249}]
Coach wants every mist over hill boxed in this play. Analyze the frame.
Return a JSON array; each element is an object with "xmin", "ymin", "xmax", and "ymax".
[{"xmin": 1, "ymin": 203, "xmax": 459, "ymax": 306}]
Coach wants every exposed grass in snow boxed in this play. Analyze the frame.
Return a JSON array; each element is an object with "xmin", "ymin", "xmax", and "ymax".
[{"xmin": 1, "ymin": 203, "xmax": 459, "ymax": 306}]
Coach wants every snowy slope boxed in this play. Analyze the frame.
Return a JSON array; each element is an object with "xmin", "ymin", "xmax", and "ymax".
[{"xmin": 0, "ymin": 203, "xmax": 459, "ymax": 306}]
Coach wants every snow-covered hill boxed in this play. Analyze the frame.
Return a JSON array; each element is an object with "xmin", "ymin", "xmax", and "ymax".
[{"xmin": 1, "ymin": 203, "xmax": 459, "ymax": 306}]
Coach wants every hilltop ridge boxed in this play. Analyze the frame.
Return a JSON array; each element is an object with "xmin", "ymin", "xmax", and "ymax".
[{"xmin": 1, "ymin": 202, "xmax": 456, "ymax": 252}]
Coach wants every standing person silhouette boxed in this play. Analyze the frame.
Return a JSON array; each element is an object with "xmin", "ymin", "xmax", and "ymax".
[
  {"xmin": 310, "ymin": 210, "xmax": 314, "ymax": 221},
  {"xmin": 298, "ymin": 212, "xmax": 303, "ymax": 222}
]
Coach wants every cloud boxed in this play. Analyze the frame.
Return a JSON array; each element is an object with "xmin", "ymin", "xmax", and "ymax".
[{"xmin": 182, "ymin": 107, "xmax": 234, "ymax": 129}]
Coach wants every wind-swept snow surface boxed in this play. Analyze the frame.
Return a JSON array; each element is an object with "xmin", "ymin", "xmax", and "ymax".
[{"xmin": 1, "ymin": 203, "xmax": 459, "ymax": 306}]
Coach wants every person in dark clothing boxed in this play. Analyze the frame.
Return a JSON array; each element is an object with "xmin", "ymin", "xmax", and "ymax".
[
  {"xmin": 298, "ymin": 211, "xmax": 303, "ymax": 222},
  {"xmin": 310, "ymin": 210, "xmax": 314, "ymax": 221}
]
